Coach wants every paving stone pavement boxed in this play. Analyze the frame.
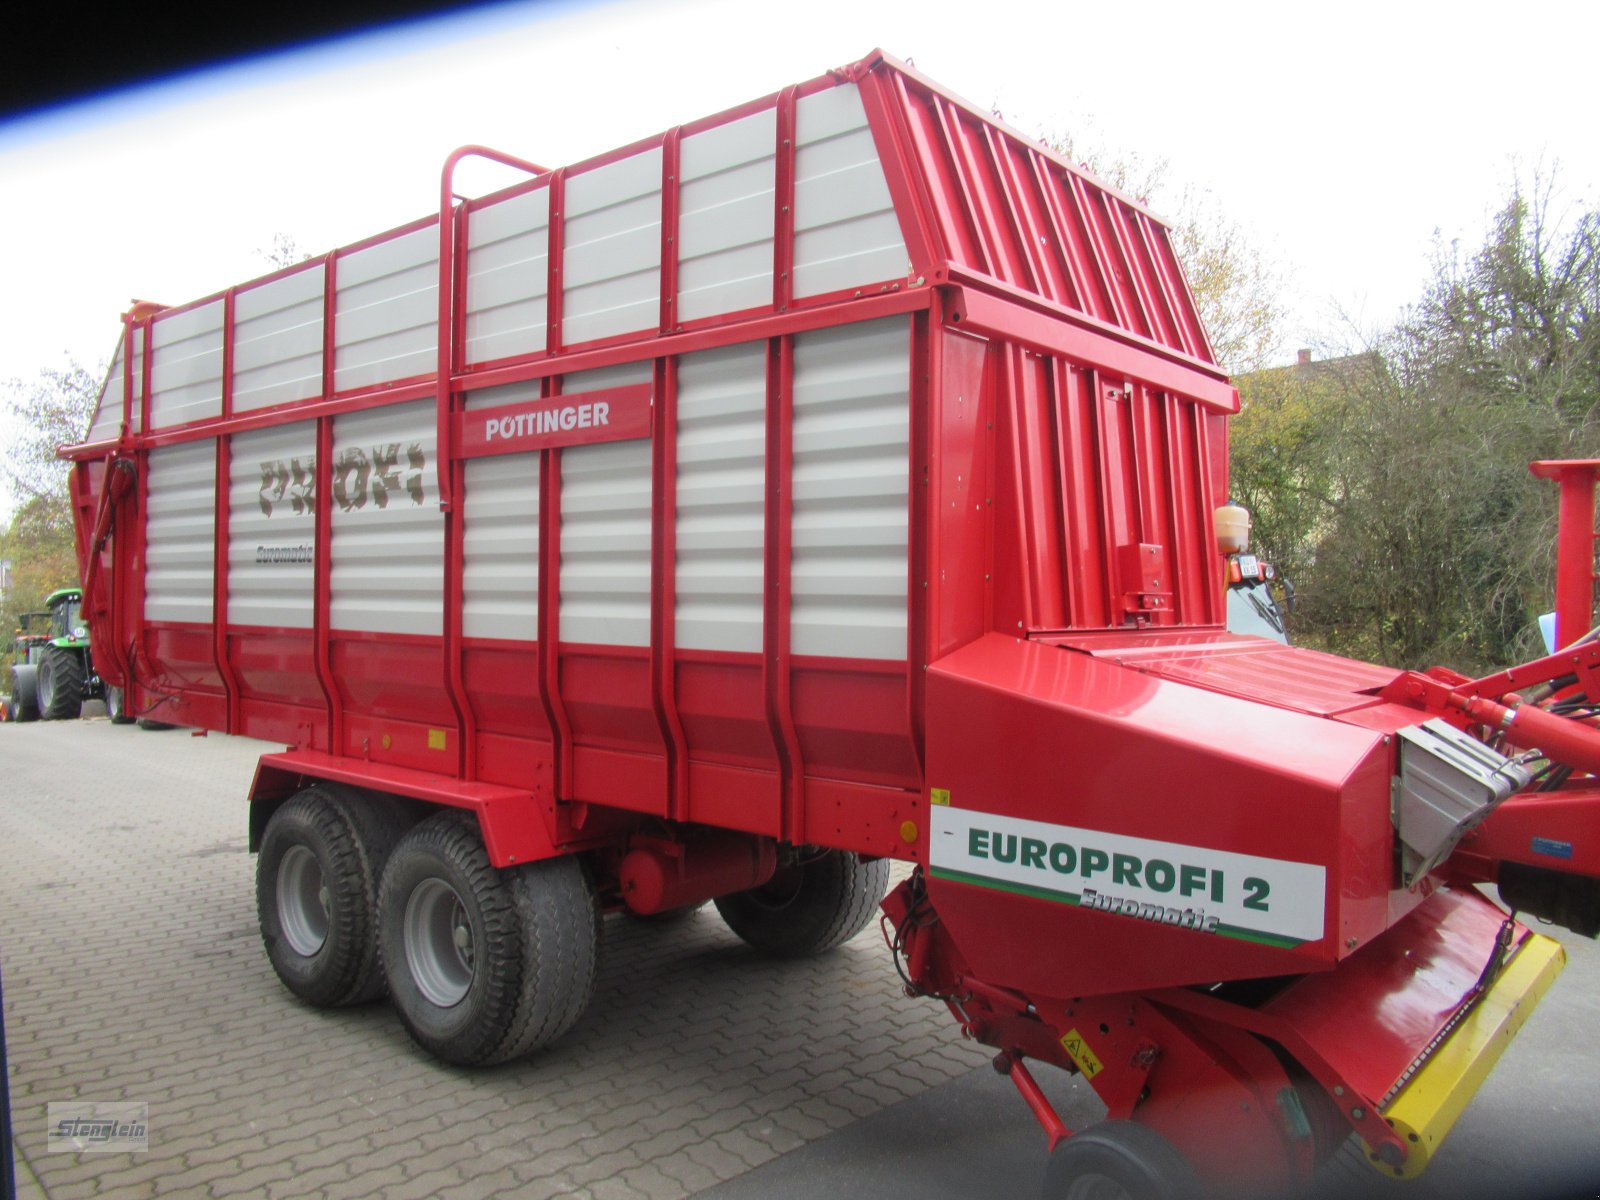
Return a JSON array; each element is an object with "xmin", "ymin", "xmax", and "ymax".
[
  {"xmin": 2, "ymin": 718, "xmax": 989, "ymax": 1200},
  {"xmin": 9, "ymin": 718, "xmax": 1600, "ymax": 1200}
]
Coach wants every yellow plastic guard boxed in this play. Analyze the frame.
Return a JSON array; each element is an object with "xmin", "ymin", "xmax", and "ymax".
[{"xmin": 1366, "ymin": 933, "xmax": 1567, "ymax": 1179}]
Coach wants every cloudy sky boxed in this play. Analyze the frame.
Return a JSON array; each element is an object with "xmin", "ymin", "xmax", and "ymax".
[{"xmin": 3, "ymin": 0, "xmax": 1596, "ymax": 517}]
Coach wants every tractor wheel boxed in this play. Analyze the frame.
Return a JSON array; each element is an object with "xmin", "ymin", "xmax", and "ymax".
[
  {"xmin": 105, "ymin": 686, "xmax": 136, "ymax": 725},
  {"xmin": 10, "ymin": 667, "xmax": 38, "ymax": 722},
  {"xmin": 379, "ymin": 812, "xmax": 597, "ymax": 1066},
  {"xmin": 256, "ymin": 786, "xmax": 408, "ymax": 1008},
  {"xmin": 1043, "ymin": 1121, "xmax": 1203, "ymax": 1200},
  {"xmin": 714, "ymin": 849, "xmax": 888, "ymax": 957},
  {"xmin": 36, "ymin": 647, "xmax": 84, "ymax": 720}
]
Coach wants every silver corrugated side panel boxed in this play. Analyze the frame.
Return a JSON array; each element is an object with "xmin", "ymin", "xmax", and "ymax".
[
  {"xmin": 562, "ymin": 149, "xmax": 663, "ymax": 347},
  {"xmin": 228, "ymin": 422, "xmax": 316, "ymax": 629},
  {"xmin": 233, "ymin": 268, "xmax": 325, "ymax": 413},
  {"xmin": 150, "ymin": 301, "xmax": 224, "ymax": 430},
  {"xmin": 792, "ymin": 84, "xmax": 908, "ymax": 300},
  {"xmin": 790, "ymin": 316, "xmax": 909, "ymax": 660},
  {"xmin": 462, "ymin": 379, "xmax": 543, "ymax": 644},
  {"xmin": 334, "ymin": 225, "xmax": 439, "ymax": 392},
  {"xmin": 675, "ymin": 340, "xmax": 767, "ymax": 653},
  {"xmin": 145, "ymin": 439, "xmax": 218, "ymax": 623},
  {"xmin": 329, "ymin": 398, "xmax": 443, "ymax": 636},
  {"xmin": 677, "ymin": 109, "xmax": 776, "ymax": 324},
  {"xmin": 86, "ymin": 338, "xmax": 134, "ymax": 444},
  {"xmin": 557, "ymin": 363, "xmax": 654, "ymax": 646},
  {"xmin": 466, "ymin": 187, "xmax": 550, "ymax": 366}
]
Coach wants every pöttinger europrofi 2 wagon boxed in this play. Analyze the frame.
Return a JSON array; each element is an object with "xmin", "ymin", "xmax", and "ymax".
[{"xmin": 64, "ymin": 51, "xmax": 1600, "ymax": 1197}]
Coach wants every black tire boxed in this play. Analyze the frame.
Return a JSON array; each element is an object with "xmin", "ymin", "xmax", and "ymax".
[
  {"xmin": 36, "ymin": 647, "xmax": 84, "ymax": 721},
  {"xmin": 256, "ymin": 786, "xmax": 408, "ymax": 1008},
  {"xmin": 10, "ymin": 667, "xmax": 38, "ymax": 723},
  {"xmin": 379, "ymin": 811, "xmax": 598, "ymax": 1066},
  {"xmin": 714, "ymin": 849, "xmax": 889, "ymax": 957},
  {"xmin": 105, "ymin": 685, "xmax": 135, "ymax": 725},
  {"xmin": 1043, "ymin": 1121, "xmax": 1204, "ymax": 1200},
  {"xmin": 625, "ymin": 901, "xmax": 705, "ymax": 925}
]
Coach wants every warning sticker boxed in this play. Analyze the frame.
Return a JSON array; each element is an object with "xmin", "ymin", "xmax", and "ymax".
[{"xmin": 1060, "ymin": 1029, "xmax": 1103, "ymax": 1079}]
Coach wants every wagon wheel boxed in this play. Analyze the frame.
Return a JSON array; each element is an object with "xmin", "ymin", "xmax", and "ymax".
[{"xmin": 378, "ymin": 811, "xmax": 598, "ymax": 1065}]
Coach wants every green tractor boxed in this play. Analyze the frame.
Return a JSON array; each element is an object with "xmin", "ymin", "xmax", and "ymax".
[{"xmin": 4, "ymin": 586, "xmax": 130, "ymax": 723}]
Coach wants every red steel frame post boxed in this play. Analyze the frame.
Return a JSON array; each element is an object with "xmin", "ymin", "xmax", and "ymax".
[
  {"xmin": 435, "ymin": 148, "xmax": 548, "ymax": 778},
  {"xmin": 120, "ymin": 308, "xmax": 139, "ymax": 438},
  {"xmin": 213, "ymin": 288, "xmax": 241, "ymax": 733},
  {"xmin": 906, "ymin": 310, "xmax": 932, "ymax": 769},
  {"xmin": 767, "ymin": 90, "xmax": 804, "ymax": 841},
  {"xmin": 853, "ymin": 65, "xmax": 938, "ymax": 285},
  {"xmin": 111, "ymin": 317, "xmax": 138, "ymax": 687},
  {"xmin": 652, "ymin": 132, "xmax": 690, "ymax": 817},
  {"xmin": 1530, "ymin": 459, "xmax": 1600, "ymax": 648},
  {"xmin": 435, "ymin": 146, "xmax": 548, "ymax": 513},
  {"xmin": 538, "ymin": 168, "xmax": 576, "ymax": 801},
  {"xmin": 443, "ymin": 205, "xmax": 476, "ymax": 777},
  {"xmin": 659, "ymin": 129, "xmax": 681, "ymax": 335},
  {"xmin": 764, "ymin": 336, "xmax": 804, "ymax": 843},
  {"xmin": 546, "ymin": 169, "xmax": 566, "ymax": 356},
  {"xmin": 130, "ymin": 319, "xmax": 154, "ymax": 709},
  {"xmin": 536, "ymin": 442, "xmax": 570, "ymax": 799},
  {"xmin": 312, "ymin": 253, "xmax": 340, "ymax": 753},
  {"xmin": 538, "ymin": 391, "xmax": 576, "ymax": 803},
  {"xmin": 774, "ymin": 87, "xmax": 797, "ymax": 312},
  {"xmin": 651, "ymin": 355, "xmax": 689, "ymax": 818}
]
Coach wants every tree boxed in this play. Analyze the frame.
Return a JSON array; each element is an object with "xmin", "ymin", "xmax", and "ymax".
[
  {"xmin": 1235, "ymin": 176, "xmax": 1600, "ymax": 672},
  {"xmin": 1172, "ymin": 193, "xmax": 1284, "ymax": 376},
  {"xmin": 4, "ymin": 356, "xmax": 101, "ymax": 504},
  {"xmin": 2, "ymin": 357, "xmax": 101, "ymax": 669},
  {"xmin": 1229, "ymin": 348, "xmax": 1371, "ymax": 592},
  {"xmin": 257, "ymin": 233, "xmax": 314, "ymax": 271}
]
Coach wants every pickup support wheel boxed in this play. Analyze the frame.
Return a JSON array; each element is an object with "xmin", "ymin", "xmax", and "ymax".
[
  {"xmin": 256, "ymin": 786, "xmax": 408, "ymax": 1008},
  {"xmin": 714, "ymin": 849, "xmax": 889, "ymax": 957},
  {"xmin": 1042, "ymin": 1122, "xmax": 1203, "ymax": 1200},
  {"xmin": 378, "ymin": 812, "xmax": 598, "ymax": 1066},
  {"xmin": 36, "ymin": 647, "xmax": 84, "ymax": 721}
]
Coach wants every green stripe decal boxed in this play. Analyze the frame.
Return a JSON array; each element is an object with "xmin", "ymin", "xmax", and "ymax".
[{"xmin": 929, "ymin": 866, "xmax": 1305, "ymax": 949}]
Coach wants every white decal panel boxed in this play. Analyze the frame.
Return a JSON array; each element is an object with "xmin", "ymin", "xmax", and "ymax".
[{"xmin": 930, "ymin": 805, "xmax": 1326, "ymax": 947}]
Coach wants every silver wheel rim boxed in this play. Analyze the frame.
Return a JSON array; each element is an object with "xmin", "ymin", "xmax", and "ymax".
[
  {"xmin": 277, "ymin": 845, "xmax": 330, "ymax": 957},
  {"xmin": 403, "ymin": 878, "xmax": 474, "ymax": 1008}
]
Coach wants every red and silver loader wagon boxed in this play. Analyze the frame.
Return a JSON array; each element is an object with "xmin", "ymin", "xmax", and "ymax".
[{"xmin": 63, "ymin": 51, "xmax": 1600, "ymax": 1198}]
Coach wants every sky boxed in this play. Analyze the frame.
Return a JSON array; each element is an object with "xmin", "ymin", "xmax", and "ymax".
[{"xmin": 3, "ymin": 0, "xmax": 1597, "ymax": 520}]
